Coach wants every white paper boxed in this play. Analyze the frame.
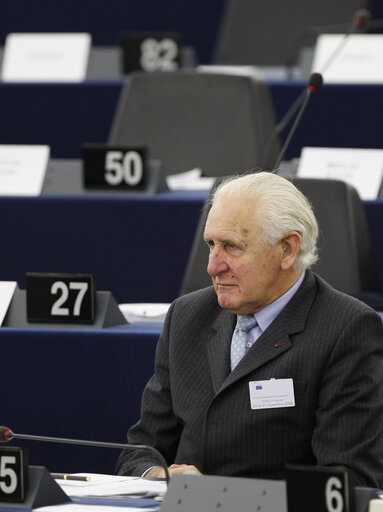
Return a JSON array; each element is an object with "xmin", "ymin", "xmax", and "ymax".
[
  {"xmin": 249, "ymin": 379, "xmax": 295, "ymax": 410},
  {"xmin": 369, "ymin": 499, "xmax": 383, "ymax": 512},
  {"xmin": 312, "ymin": 34, "xmax": 383, "ymax": 83},
  {"xmin": 55, "ymin": 473, "xmax": 166, "ymax": 497},
  {"xmin": 1, "ymin": 33, "xmax": 91, "ymax": 82},
  {"xmin": 119, "ymin": 303, "xmax": 170, "ymax": 323},
  {"xmin": 297, "ymin": 147, "xmax": 383, "ymax": 200},
  {"xmin": 0, "ymin": 144, "xmax": 50, "ymax": 196},
  {"xmin": 166, "ymin": 168, "xmax": 215, "ymax": 191},
  {"xmin": 37, "ymin": 473, "xmax": 164, "ymax": 511},
  {"xmin": 38, "ymin": 505, "xmax": 158, "ymax": 512},
  {"xmin": 0, "ymin": 281, "xmax": 17, "ymax": 326}
]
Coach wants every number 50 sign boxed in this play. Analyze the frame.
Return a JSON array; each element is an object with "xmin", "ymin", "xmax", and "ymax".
[{"xmin": 286, "ymin": 464, "xmax": 354, "ymax": 512}]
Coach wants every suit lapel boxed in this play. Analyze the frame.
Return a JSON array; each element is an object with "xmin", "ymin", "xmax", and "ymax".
[{"xmin": 206, "ymin": 309, "xmax": 236, "ymax": 393}]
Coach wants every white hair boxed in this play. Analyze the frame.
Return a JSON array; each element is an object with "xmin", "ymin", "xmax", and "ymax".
[{"xmin": 210, "ymin": 171, "xmax": 319, "ymax": 271}]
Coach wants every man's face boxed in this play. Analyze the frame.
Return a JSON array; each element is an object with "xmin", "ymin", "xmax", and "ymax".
[{"xmin": 203, "ymin": 196, "xmax": 287, "ymax": 315}]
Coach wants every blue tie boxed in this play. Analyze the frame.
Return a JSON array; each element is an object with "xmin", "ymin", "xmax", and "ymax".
[{"xmin": 230, "ymin": 314, "xmax": 257, "ymax": 370}]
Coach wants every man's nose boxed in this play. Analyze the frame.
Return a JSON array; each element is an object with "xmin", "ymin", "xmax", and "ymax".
[{"xmin": 207, "ymin": 249, "xmax": 229, "ymax": 276}]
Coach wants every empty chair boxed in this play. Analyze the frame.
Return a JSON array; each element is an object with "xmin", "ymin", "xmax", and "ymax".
[
  {"xmin": 180, "ymin": 175, "xmax": 381, "ymax": 303},
  {"xmin": 214, "ymin": 0, "xmax": 367, "ymax": 67},
  {"xmin": 108, "ymin": 70, "xmax": 280, "ymax": 176},
  {"xmin": 292, "ymin": 177, "xmax": 380, "ymax": 296}
]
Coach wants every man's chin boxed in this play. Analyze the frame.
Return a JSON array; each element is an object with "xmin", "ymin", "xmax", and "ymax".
[
  {"xmin": 217, "ymin": 293, "xmax": 238, "ymax": 312},
  {"xmin": 216, "ymin": 292, "xmax": 255, "ymax": 315}
]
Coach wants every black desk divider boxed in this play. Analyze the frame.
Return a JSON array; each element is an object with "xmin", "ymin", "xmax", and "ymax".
[
  {"xmin": 119, "ymin": 32, "xmax": 183, "ymax": 74},
  {"xmin": 3, "ymin": 287, "xmax": 127, "ymax": 329},
  {"xmin": 0, "ymin": 466, "xmax": 70, "ymax": 510},
  {"xmin": 286, "ymin": 464, "xmax": 354, "ymax": 512},
  {"xmin": 42, "ymin": 158, "xmax": 168, "ymax": 195},
  {"xmin": 160, "ymin": 474, "xmax": 287, "ymax": 512}
]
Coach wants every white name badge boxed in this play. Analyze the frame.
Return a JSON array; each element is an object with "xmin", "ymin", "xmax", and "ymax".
[
  {"xmin": 297, "ymin": 146, "xmax": 383, "ymax": 200},
  {"xmin": 312, "ymin": 34, "xmax": 383, "ymax": 83},
  {"xmin": 249, "ymin": 378, "xmax": 295, "ymax": 410},
  {"xmin": 1, "ymin": 33, "xmax": 91, "ymax": 82},
  {"xmin": 0, "ymin": 281, "xmax": 17, "ymax": 326},
  {"xmin": 0, "ymin": 145, "xmax": 50, "ymax": 196}
]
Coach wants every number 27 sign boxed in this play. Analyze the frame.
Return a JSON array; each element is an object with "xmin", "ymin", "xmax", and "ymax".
[{"xmin": 26, "ymin": 272, "xmax": 95, "ymax": 324}]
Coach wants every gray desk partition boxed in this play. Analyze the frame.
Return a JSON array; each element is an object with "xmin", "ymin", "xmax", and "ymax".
[{"xmin": 42, "ymin": 158, "xmax": 168, "ymax": 195}]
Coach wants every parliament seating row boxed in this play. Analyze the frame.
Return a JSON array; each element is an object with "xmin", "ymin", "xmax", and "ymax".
[
  {"xmin": 2, "ymin": 191, "xmax": 383, "ymax": 305},
  {"xmin": 1, "ymin": 0, "xmax": 383, "ymax": 67},
  {"xmin": 1, "ymin": 77, "xmax": 383, "ymax": 163},
  {"xmin": 0, "ymin": 0, "xmax": 226, "ymax": 65}
]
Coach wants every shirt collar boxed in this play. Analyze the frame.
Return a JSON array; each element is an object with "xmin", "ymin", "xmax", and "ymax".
[{"xmin": 254, "ymin": 270, "xmax": 306, "ymax": 333}]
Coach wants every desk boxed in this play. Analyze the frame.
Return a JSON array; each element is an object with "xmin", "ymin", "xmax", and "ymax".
[
  {"xmin": 0, "ymin": 79, "xmax": 382, "ymax": 162},
  {"xmin": 269, "ymin": 81, "xmax": 383, "ymax": 161},
  {"xmin": 0, "ymin": 81, "xmax": 122, "ymax": 158},
  {"xmin": 2, "ymin": 192, "xmax": 383, "ymax": 303},
  {"xmin": 0, "ymin": 322, "xmax": 162, "ymax": 474},
  {"xmin": 0, "ymin": 0, "xmax": 225, "ymax": 64},
  {"xmin": 0, "ymin": 191, "xmax": 205, "ymax": 303}
]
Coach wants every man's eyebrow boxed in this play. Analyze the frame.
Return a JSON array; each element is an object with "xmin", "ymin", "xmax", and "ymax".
[{"xmin": 203, "ymin": 237, "xmax": 242, "ymax": 247}]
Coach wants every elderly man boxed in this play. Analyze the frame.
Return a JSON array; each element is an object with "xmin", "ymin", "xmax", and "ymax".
[{"xmin": 116, "ymin": 171, "xmax": 383, "ymax": 487}]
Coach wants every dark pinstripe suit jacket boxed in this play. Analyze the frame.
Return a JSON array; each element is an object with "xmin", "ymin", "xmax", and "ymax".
[{"xmin": 116, "ymin": 271, "xmax": 383, "ymax": 487}]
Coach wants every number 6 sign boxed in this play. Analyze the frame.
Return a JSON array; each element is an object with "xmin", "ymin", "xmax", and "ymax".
[{"xmin": 286, "ymin": 464, "xmax": 354, "ymax": 512}]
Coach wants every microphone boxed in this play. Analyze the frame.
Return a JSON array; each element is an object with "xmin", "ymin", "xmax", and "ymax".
[
  {"xmin": 285, "ymin": 7, "xmax": 372, "ymax": 72},
  {"xmin": 273, "ymin": 72, "xmax": 323, "ymax": 170},
  {"xmin": 0, "ymin": 426, "xmax": 170, "ymax": 483},
  {"xmin": 318, "ymin": 8, "xmax": 372, "ymax": 76},
  {"xmin": 267, "ymin": 7, "xmax": 372, "ymax": 170},
  {"xmin": 352, "ymin": 8, "xmax": 371, "ymax": 31}
]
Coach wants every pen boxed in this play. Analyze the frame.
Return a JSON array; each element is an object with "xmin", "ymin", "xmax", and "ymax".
[{"xmin": 51, "ymin": 473, "xmax": 91, "ymax": 482}]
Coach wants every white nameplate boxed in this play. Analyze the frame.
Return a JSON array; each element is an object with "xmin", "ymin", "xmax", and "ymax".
[
  {"xmin": 1, "ymin": 33, "xmax": 91, "ymax": 82},
  {"xmin": 0, "ymin": 281, "xmax": 17, "ymax": 326},
  {"xmin": 312, "ymin": 34, "xmax": 383, "ymax": 83},
  {"xmin": 0, "ymin": 145, "xmax": 50, "ymax": 196},
  {"xmin": 297, "ymin": 146, "xmax": 383, "ymax": 200},
  {"xmin": 249, "ymin": 378, "xmax": 295, "ymax": 410}
]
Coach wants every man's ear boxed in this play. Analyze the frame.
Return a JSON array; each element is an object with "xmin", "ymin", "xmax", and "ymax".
[{"xmin": 280, "ymin": 231, "xmax": 302, "ymax": 270}]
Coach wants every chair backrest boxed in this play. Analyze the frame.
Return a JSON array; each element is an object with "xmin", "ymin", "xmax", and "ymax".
[
  {"xmin": 180, "ymin": 176, "xmax": 380, "ymax": 297},
  {"xmin": 108, "ymin": 70, "xmax": 280, "ymax": 176},
  {"xmin": 214, "ymin": 0, "xmax": 366, "ymax": 66},
  {"xmin": 293, "ymin": 177, "xmax": 379, "ymax": 294}
]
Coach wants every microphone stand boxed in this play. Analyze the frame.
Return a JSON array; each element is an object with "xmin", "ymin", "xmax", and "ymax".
[
  {"xmin": 273, "ymin": 73, "xmax": 323, "ymax": 170},
  {"xmin": 2, "ymin": 428, "xmax": 170, "ymax": 484}
]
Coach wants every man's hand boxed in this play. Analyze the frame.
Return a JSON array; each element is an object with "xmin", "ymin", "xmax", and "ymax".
[
  {"xmin": 169, "ymin": 464, "xmax": 202, "ymax": 475},
  {"xmin": 144, "ymin": 464, "xmax": 202, "ymax": 478}
]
